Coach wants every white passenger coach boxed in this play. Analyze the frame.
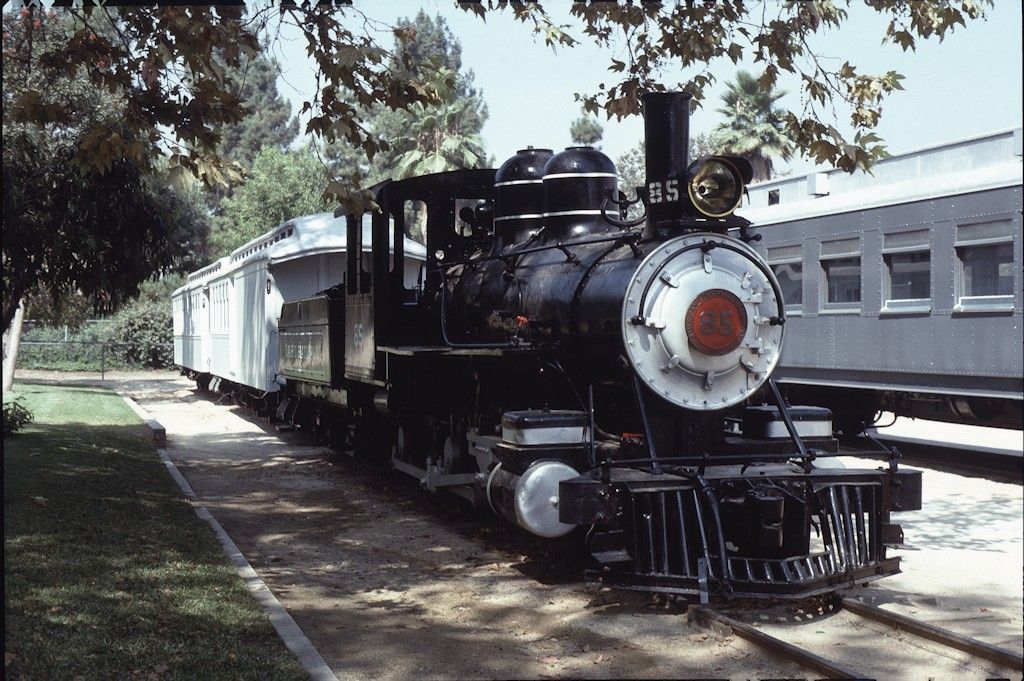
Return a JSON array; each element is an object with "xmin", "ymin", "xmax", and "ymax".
[{"xmin": 173, "ymin": 212, "xmax": 426, "ymax": 395}]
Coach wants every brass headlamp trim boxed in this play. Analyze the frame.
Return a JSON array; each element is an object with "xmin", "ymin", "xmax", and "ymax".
[{"xmin": 686, "ymin": 156, "xmax": 747, "ymax": 218}]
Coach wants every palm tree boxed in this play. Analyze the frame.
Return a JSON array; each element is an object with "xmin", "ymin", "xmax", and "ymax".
[
  {"xmin": 386, "ymin": 95, "xmax": 487, "ymax": 179},
  {"xmin": 713, "ymin": 70, "xmax": 793, "ymax": 182},
  {"xmin": 379, "ymin": 89, "xmax": 487, "ymax": 244}
]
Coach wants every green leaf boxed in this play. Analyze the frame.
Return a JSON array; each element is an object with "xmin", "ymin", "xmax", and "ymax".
[{"xmin": 423, "ymin": 153, "xmax": 448, "ymax": 174}]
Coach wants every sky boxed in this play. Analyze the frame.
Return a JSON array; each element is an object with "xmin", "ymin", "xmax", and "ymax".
[{"xmin": 270, "ymin": 1, "xmax": 1023, "ymax": 176}]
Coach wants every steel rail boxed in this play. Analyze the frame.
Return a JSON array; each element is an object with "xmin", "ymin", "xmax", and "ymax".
[
  {"xmin": 687, "ymin": 605, "xmax": 865, "ymax": 679},
  {"xmin": 849, "ymin": 435, "xmax": 1024, "ymax": 484},
  {"xmin": 690, "ymin": 599, "xmax": 1023, "ymax": 677},
  {"xmin": 840, "ymin": 597, "xmax": 1023, "ymax": 671}
]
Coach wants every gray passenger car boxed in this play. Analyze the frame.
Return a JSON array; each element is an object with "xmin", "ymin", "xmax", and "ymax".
[{"xmin": 742, "ymin": 128, "xmax": 1023, "ymax": 431}]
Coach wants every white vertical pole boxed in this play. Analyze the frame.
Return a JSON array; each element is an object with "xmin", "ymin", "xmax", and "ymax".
[{"xmin": 3, "ymin": 300, "xmax": 26, "ymax": 393}]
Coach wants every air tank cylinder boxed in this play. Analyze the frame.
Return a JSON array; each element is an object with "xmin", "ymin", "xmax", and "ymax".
[
  {"xmin": 541, "ymin": 146, "xmax": 620, "ymax": 242},
  {"xmin": 493, "ymin": 147, "xmax": 553, "ymax": 251},
  {"xmin": 486, "ymin": 460, "xmax": 580, "ymax": 538}
]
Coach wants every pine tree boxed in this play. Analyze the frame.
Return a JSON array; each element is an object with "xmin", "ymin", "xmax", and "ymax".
[
  {"xmin": 331, "ymin": 11, "xmax": 490, "ymax": 244},
  {"xmin": 569, "ymin": 117, "xmax": 603, "ymax": 147},
  {"xmin": 219, "ymin": 52, "xmax": 299, "ymax": 167},
  {"xmin": 322, "ymin": 11, "xmax": 490, "ymax": 206},
  {"xmin": 389, "ymin": 10, "xmax": 487, "ymax": 129}
]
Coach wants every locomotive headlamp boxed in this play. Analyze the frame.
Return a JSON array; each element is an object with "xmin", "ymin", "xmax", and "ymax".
[{"xmin": 686, "ymin": 157, "xmax": 750, "ymax": 218}]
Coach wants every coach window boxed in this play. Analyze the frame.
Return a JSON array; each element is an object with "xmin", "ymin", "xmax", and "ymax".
[
  {"xmin": 388, "ymin": 211, "xmax": 399, "ymax": 274},
  {"xmin": 767, "ymin": 245, "xmax": 802, "ymax": 312},
  {"xmin": 454, "ymin": 198, "xmax": 481, "ymax": 237},
  {"xmin": 955, "ymin": 219, "xmax": 1015, "ymax": 312},
  {"xmin": 882, "ymin": 229, "xmax": 931, "ymax": 313},
  {"xmin": 820, "ymin": 238, "xmax": 861, "ymax": 312},
  {"xmin": 402, "ymin": 201, "xmax": 427, "ymax": 299},
  {"xmin": 403, "ymin": 200, "xmax": 427, "ymax": 245}
]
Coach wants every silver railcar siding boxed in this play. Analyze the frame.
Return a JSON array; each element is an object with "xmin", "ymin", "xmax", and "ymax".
[{"xmin": 746, "ymin": 128, "xmax": 1022, "ymax": 402}]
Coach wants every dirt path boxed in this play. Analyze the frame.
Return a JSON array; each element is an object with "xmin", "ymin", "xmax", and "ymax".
[{"xmin": 16, "ymin": 371, "xmax": 1022, "ymax": 679}]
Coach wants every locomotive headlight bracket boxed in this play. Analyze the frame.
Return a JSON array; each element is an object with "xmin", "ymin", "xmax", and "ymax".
[{"xmin": 686, "ymin": 156, "xmax": 754, "ymax": 218}]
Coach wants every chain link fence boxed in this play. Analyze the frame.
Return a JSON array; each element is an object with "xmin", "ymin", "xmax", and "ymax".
[
  {"xmin": 16, "ymin": 340, "xmax": 175, "ymax": 376},
  {"xmin": 14, "ymin": 320, "xmax": 173, "ymax": 375}
]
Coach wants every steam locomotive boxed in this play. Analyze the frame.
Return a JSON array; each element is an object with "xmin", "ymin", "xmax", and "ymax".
[{"xmin": 179, "ymin": 91, "xmax": 922, "ymax": 600}]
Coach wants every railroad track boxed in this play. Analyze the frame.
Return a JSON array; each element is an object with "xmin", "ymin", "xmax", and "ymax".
[
  {"xmin": 845, "ymin": 435, "xmax": 1023, "ymax": 485},
  {"xmin": 689, "ymin": 597, "xmax": 1023, "ymax": 678}
]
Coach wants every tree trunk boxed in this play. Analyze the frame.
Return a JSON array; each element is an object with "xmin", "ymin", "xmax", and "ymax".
[
  {"xmin": 2, "ymin": 299, "xmax": 26, "ymax": 393},
  {"xmin": 751, "ymin": 154, "xmax": 774, "ymax": 183},
  {"xmin": 2, "ymin": 290, "xmax": 23, "ymax": 335}
]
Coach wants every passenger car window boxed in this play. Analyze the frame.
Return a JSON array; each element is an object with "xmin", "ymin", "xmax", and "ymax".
[
  {"xmin": 954, "ymin": 219, "xmax": 1015, "ymax": 312},
  {"xmin": 771, "ymin": 262, "xmax": 803, "ymax": 306},
  {"xmin": 767, "ymin": 245, "xmax": 802, "ymax": 310},
  {"xmin": 823, "ymin": 257, "xmax": 861, "ymax": 305},
  {"xmin": 820, "ymin": 238, "xmax": 861, "ymax": 310},
  {"xmin": 885, "ymin": 251, "xmax": 931, "ymax": 300},
  {"xmin": 959, "ymin": 242, "xmax": 1014, "ymax": 297},
  {"xmin": 881, "ymin": 228, "xmax": 931, "ymax": 313}
]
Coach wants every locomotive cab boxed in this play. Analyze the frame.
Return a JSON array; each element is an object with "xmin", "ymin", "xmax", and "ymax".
[{"xmin": 336, "ymin": 168, "xmax": 497, "ymax": 379}]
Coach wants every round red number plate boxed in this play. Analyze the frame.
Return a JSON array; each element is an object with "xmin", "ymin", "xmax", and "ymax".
[{"xmin": 685, "ymin": 288, "xmax": 748, "ymax": 356}]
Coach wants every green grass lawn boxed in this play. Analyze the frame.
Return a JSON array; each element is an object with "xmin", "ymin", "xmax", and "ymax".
[{"xmin": 3, "ymin": 383, "xmax": 308, "ymax": 680}]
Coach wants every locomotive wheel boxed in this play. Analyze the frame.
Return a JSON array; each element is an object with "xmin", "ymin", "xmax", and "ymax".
[
  {"xmin": 394, "ymin": 419, "xmax": 433, "ymax": 468},
  {"xmin": 339, "ymin": 422, "xmax": 357, "ymax": 458},
  {"xmin": 442, "ymin": 435, "xmax": 475, "ymax": 474},
  {"xmin": 307, "ymin": 405, "xmax": 353, "ymax": 462},
  {"xmin": 311, "ymin": 407, "xmax": 326, "ymax": 445},
  {"xmin": 322, "ymin": 423, "xmax": 351, "ymax": 463}
]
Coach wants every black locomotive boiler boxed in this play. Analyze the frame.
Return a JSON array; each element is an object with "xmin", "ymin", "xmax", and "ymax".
[{"xmin": 270, "ymin": 91, "xmax": 922, "ymax": 600}]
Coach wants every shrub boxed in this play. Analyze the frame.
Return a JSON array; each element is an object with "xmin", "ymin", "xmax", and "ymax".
[
  {"xmin": 103, "ymin": 297, "xmax": 173, "ymax": 369},
  {"xmin": 17, "ymin": 277, "xmax": 180, "ymax": 371},
  {"xmin": 3, "ymin": 401, "xmax": 34, "ymax": 436}
]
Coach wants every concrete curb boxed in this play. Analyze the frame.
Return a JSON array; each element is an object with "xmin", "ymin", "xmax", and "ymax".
[
  {"xmin": 116, "ymin": 390, "xmax": 166, "ymax": 446},
  {"xmin": 116, "ymin": 391, "xmax": 338, "ymax": 681}
]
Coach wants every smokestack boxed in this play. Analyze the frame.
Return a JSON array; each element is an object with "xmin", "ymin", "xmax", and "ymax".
[
  {"xmin": 642, "ymin": 92, "xmax": 691, "ymax": 229},
  {"xmin": 642, "ymin": 91, "xmax": 691, "ymax": 187}
]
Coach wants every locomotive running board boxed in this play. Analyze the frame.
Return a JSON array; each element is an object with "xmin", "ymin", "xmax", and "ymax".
[{"xmin": 379, "ymin": 345, "xmax": 533, "ymax": 357}]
